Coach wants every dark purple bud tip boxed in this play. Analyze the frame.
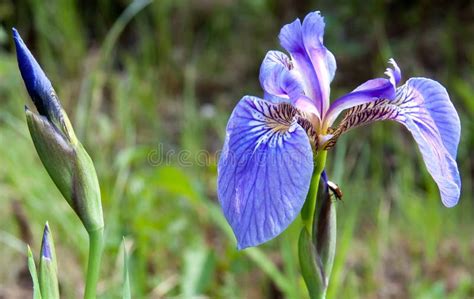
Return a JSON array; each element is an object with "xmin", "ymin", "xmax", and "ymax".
[
  {"xmin": 320, "ymin": 170, "xmax": 328, "ymax": 191},
  {"xmin": 12, "ymin": 28, "xmax": 62, "ymax": 125},
  {"xmin": 41, "ymin": 223, "xmax": 52, "ymax": 259}
]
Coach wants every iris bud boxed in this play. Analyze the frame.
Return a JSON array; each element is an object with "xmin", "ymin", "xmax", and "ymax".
[
  {"xmin": 313, "ymin": 171, "xmax": 337, "ymax": 286},
  {"xmin": 14, "ymin": 29, "xmax": 103, "ymax": 232},
  {"xmin": 39, "ymin": 223, "xmax": 59, "ymax": 299}
]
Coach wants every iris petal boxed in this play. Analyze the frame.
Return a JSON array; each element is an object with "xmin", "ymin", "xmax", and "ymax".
[
  {"xmin": 325, "ymin": 78, "xmax": 461, "ymax": 207},
  {"xmin": 324, "ymin": 59, "xmax": 400, "ymax": 126},
  {"xmin": 259, "ymin": 51, "xmax": 322, "ymax": 120},
  {"xmin": 278, "ymin": 12, "xmax": 335, "ymax": 114},
  {"xmin": 397, "ymin": 78, "xmax": 460, "ymax": 159},
  {"xmin": 395, "ymin": 78, "xmax": 461, "ymax": 207},
  {"xmin": 259, "ymin": 51, "xmax": 305, "ymax": 101},
  {"xmin": 218, "ymin": 96, "xmax": 314, "ymax": 249},
  {"xmin": 301, "ymin": 11, "xmax": 337, "ymax": 113}
]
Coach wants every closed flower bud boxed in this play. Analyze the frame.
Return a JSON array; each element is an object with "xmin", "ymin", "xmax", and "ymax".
[
  {"xmin": 314, "ymin": 171, "xmax": 337, "ymax": 286},
  {"xmin": 14, "ymin": 29, "xmax": 103, "ymax": 232}
]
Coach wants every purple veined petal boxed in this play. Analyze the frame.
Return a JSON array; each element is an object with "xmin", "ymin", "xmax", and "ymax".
[
  {"xmin": 218, "ymin": 96, "xmax": 314, "ymax": 249},
  {"xmin": 323, "ymin": 59, "xmax": 401, "ymax": 127},
  {"xmin": 301, "ymin": 11, "xmax": 337, "ymax": 114},
  {"xmin": 259, "ymin": 52, "xmax": 321, "ymax": 121},
  {"xmin": 294, "ymin": 95, "xmax": 321, "ymax": 120},
  {"xmin": 397, "ymin": 78, "xmax": 460, "ymax": 159},
  {"xmin": 262, "ymin": 91, "xmax": 290, "ymax": 104},
  {"xmin": 325, "ymin": 49, "xmax": 337, "ymax": 84},
  {"xmin": 279, "ymin": 12, "xmax": 335, "ymax": 115},
  {"xmin": 385, "ymin": 58, "xmax": 401, "ymax": 86},
  {"xmin": 395, "ymin": 78, "xmax": 461, "ymax": 207},
  {"xmin": 259, "ymin": 51, "xmax": 305, "ymax": 101},
  {"xmin": 401, "ymin": 117, "xmax": 460, "ymax": 207},
  {"xmin": 324, "ymin": 78, "xmax": 461, "ymax": 207}
]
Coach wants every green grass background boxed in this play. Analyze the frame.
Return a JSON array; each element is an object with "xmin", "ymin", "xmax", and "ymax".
[{"xmin": 0, "ymin": 0, "xmax": 472, "ymax": 298}]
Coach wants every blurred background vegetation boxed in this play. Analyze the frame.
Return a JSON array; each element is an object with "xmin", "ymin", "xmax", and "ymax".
[{"xmin": 0, "ymin": 0, "xmax": 473, "ymax": 298}]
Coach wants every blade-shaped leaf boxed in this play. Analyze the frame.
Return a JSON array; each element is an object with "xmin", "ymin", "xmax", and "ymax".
[
  {"xmin": 181, "ymin": 245, "xmax": 215, "ymax": 297},
  {"xmin": 122, "ymin": 238, "xmax": 131, "ymax": 299},
  {"xmin": 27, "ymin": 246, "xmax": 42, "ymax": 299}
]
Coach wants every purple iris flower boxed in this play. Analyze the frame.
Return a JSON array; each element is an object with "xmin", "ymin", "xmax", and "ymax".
[{"xmin": 218, "ymin": 11, "xmax": 461, "ymax": 249}]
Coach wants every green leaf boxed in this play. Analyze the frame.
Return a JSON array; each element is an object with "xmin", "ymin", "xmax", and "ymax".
[
  {"xmin": 245, "ymin": 247, "xmax": 294, "ymax": 296},
  {"xmin": 181, "ymin": 245, "xmax": 215, "ymax": 297},
  {"xmin": 27, "ymin": 246, "xmax": 42, "ymax": 299},
  {"xmin": 122, "ymin": 238, "xmax": 131, "ymax": 299},
  {"xmin": 202, "ymin": 199, "xmax": 294, "ymax": 295}
]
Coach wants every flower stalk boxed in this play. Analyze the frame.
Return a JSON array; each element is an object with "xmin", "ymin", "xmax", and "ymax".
[
  {"xmin": 301, "ymin": 150, "xmax": 327, "ymax": 235},
  {"xmin": 84, "ymin": 228, "xmax": 104, "ymax": 299}
]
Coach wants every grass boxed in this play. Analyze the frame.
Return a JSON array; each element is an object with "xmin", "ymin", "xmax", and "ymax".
[{"xmin": 0, "ymin": 0, "xmax": 473, "ymax": 298}]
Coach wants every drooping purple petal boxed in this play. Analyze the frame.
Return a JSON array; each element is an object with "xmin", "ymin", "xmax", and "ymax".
[
  {"xmin": 218, "ymin": 96, "xmax": 314, "ymax": 249},
  {"xmin": 324, "ymin": 59, "xmax": 401, "ymax": 126},
  {"xmin": 397, "ymin": 78, "xmax": 460, "ymax": 159},
  {"xmin": 325, "ymin": 78, "xmax": 460, "ymax": 207},
  {"xmin": 395, "ymin": 78, "xmax": 460, "ymax": 207},
  {"xmin": 279, "ymin": 12, "xmax": 336, "ymax": 114}
]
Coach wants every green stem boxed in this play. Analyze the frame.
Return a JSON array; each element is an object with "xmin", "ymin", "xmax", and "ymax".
[
  {"xmin": 84, "ymin": 228, "xmax": 104, "ymax": 299},
  {"xmin": 301, "ymin": 151, "xmax": 327, "ymax": 235},
  {"xmin": 299, "ymin": 150, "xmax": 331, "ymax": 299}
]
